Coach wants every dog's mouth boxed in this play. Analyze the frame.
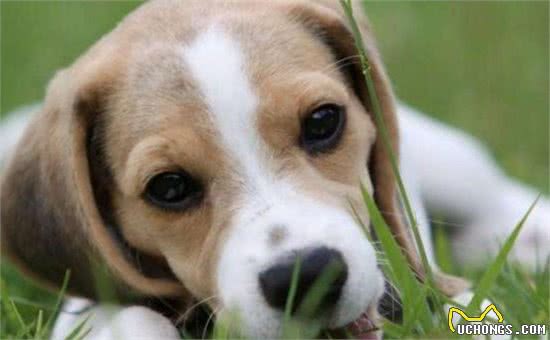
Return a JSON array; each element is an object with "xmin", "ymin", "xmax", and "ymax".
[
  {"xmin": 342, "ymin": 310, "xmax": 380, "ymax": 339},
  {"xmin": 328, "ymin": 304, "xmax": 380, "ymax": 339},
  {"xmin": 327, "ymin": 281, "xmax": 400, "ymax": 339}
]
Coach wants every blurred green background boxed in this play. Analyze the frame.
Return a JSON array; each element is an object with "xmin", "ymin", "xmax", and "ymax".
[{"xmin": 0, "ymin": 0, "xmax": 548, "ymax": 328}]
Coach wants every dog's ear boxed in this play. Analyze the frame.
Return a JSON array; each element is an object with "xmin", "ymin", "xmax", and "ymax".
[
  {"xmin": 1, "ymin": 54, "xmax": 184, "ymax": 299},
  {"xmin": 282, "ymin": 0, "xmax": 469, "ymax": 296}
]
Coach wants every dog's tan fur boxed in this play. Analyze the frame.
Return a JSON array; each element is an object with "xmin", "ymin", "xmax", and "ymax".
[{"xmin": 0, "ymin": 0, "xmax": 467, "ymax": 316}]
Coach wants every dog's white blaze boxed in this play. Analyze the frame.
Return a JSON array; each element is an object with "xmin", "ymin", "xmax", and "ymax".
[
  {"xmin": 183, "ymin": 26, "xmax": 383, "ymax": 338},
  {"xmin": 182, "ymin": 26, "xmax": 275, "ymax": 196}
]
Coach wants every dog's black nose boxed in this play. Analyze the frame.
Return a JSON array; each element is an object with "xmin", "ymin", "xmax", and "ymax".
[{"xmin": 259, "ymin": 247, "xmax": 348, "ymax": 313}]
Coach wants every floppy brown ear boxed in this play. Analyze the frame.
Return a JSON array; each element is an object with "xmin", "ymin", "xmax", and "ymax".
[
  {"xmin": 281, "ymin": 0, "xmax": 469, "ymax": 296},
  {"xmin": 1, "ymin": 58, "xmax": 184, "ymax": 299}
]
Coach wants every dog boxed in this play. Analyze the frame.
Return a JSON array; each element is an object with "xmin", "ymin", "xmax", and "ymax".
[{"xmin": 1, "ymin": 1, "xmax": 548, "ymax": 338}]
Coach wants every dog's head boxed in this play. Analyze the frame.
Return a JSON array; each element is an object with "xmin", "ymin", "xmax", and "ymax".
[{"xmin": 1, "ymin": 0, "xmax": 466, "ymax": 337}]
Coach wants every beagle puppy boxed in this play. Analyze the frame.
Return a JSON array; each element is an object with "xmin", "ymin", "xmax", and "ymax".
[{"xmin": 1, "ymin": 1, "xmax": 548, "ymax": 339}]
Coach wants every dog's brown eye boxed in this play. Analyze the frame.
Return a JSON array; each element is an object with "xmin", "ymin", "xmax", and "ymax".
[
  {"xmin": 145, "ymin": 172, "xmax": 202, "ymax": 211},
  {"xmin": 301, "ymin": 104, "xmax": 346, "ymax": 154}
]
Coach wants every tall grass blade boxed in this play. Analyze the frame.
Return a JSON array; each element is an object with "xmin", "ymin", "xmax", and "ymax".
[
  {"xmin": 360, "ymin": 185, "xmax": 432, "ymax": 334},
  {"xmin": 360, "ymin": 185, "xmax": 415, "ymax": 287},
  {"xmin": 339, "ymin": 0, "xmax": 435, "ymax": 289},
  {"xmin": 466, "ymin": 196, "xmax": 539, "ymax": 314}
]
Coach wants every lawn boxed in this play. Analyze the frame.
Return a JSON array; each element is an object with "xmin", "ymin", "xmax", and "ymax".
[{"xmin": 1, "ymin": 1, "xmax": 548, "ymax": 339}]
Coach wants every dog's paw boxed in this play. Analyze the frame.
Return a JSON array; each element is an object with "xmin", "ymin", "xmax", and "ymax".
[
  {"xmin": 93, "ymin": 306, "xmax": 180, "ymax": 340},
  {"xmin": 52, "ymin": 299, "xmax": 180, "ymax": 340},
  {"xmin": 451, "ymin": 185, "xmax": 550, "ymax": 270}
]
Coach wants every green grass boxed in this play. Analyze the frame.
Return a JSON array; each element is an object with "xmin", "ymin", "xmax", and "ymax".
[{"xmin": 1, "ymin": 1, "xmax": 548, "ymax": 339}]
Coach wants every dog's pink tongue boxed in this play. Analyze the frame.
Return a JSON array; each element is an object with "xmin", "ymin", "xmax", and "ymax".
[{"xmin": 344, "ymin": 312, "xmax": 378, "ymax": 340}]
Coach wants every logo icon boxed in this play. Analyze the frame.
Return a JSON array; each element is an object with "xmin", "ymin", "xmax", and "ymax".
[
  {"xmin": 448, "ymin": 304, "xmax": 503, "ymax": 333},
  {"xmin": 448, "ymin": 303, "xmax": 546, "ymax": 336}
]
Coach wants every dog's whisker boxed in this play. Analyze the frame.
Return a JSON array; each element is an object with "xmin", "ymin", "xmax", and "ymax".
[
  {"xmin": 176, "ymin": 295, "xmax": 219, "ymax": 326},
  {"xmin": 201, "ymin": 306, "xmax": 221, "ymax": 339},
  {"xmin": 382, "ymin": 280, "xmax": 403, "ymax": 309},
  {"xmin": 319, "ymin": 54, "xmax": 361, "ymax": 74}
]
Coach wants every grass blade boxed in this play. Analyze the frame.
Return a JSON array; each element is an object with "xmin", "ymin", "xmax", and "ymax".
[
  {"xmin": 339, "ymin": 0, "xmax": 435, "ymax": 289},
  {"xmin": 360, "ymin": 185, "xmax": 416, "ymax": 288},
  {"xmin": 34, "ymin": 309, "xmax": 43, "ymax": 339},
  {"xmin": 0, "ymin": 279, "xmax": 14, "ymax": 336},
  {"xmin": 63, "ymin": 314, "xmax": 92, "ymax": 340},
  {"xmin": 382, "ymin": 319, "xmax": 405, "ymax": 338},
  {"xmin": 296, "ymin": 261, "xmax": 347, "ymax": 318},
  {"xmin": 283, "ymin": 257, "xmax": 302, "ymax": 324},
  {"xmin": 434, "ymin": 223, "xmax": 455, "ymax": 274},
  {"xmin": 360, "ymin": 185, "xmax": 432, "ymax": 333},
  {"xmin": 8, "ymin": 299, "xmax": 27, "ymax": 331},
  {"xmin": 41, "ymin": 270, "xmax": 71, "ymax": 338},
  {"xmin": 15, "ymin": 319, "xmax": 37, "ymax": 339},
  {"xmin": 466, "ymin": 196, "xmax": 540, "ymax": 314}
]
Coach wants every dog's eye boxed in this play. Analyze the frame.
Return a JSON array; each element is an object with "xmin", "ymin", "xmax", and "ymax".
[
  {"xmin": 145, "ymin": 172, "xmax": 202, "ymax": 211},
  {"xmin": 301, "ymin": 104, "xmax": 346, "ymax": 154}
]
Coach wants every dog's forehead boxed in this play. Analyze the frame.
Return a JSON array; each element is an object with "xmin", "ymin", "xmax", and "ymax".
[
  {"xmin": 106, "ymin": 10, "xmax": 343, "ymax": 167},
  {"xmin": 181, "ymin": 25, "xmax": 258, "ymax": 164}
]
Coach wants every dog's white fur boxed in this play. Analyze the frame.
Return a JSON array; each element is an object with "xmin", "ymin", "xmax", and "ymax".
[{"xmin": 2, "ymin": 26, "xmax": 548, "ymax": 340}]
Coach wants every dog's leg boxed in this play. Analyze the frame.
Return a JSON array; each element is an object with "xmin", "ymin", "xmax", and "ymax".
[
  {"xmin": 51, "ymin": 298, "xmax": 180, "ymax": 340},
  {"xmin": 397, "ymin": 103, "xmax": 549, "ymax": 269}
]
